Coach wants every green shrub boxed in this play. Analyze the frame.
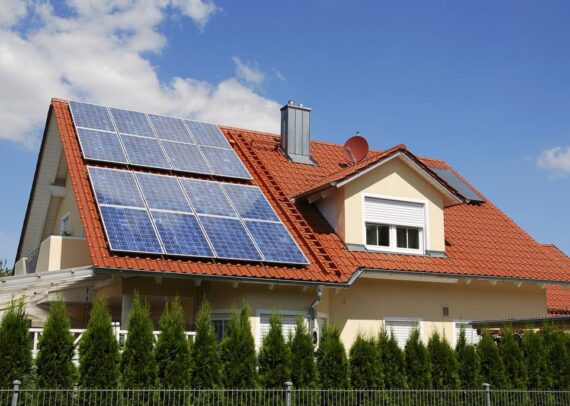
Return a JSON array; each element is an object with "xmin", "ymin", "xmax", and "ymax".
[
  {"xmin": 379, "ymin": 328, "xmax": 407, "ymax": 389},
  {"xmin": 498, "ymin": 327, "xmax": 527, "ymax": 389},
  {"xmin": 78, "ymin": 299, "xmax": 120, "ymax": 388},
  {"xmin": 541, "ymin": 327, "xmax": 570, "ymax": 390},
  {"xmin": 316, "ymin": 325, "xmax": 348, "ymax": 389},
  {"xmin": 290, "ymin": 315, "xmax": 316, "ymax": 388},
  {"xmin": 0, "ymin": 299, "xmax": 32, "ymax": 388},
  {"xmin": 36, "ymin": 298, "xmax": 76, "ymax": 388},
  {"xmin": 258, "ymin": 313, "xmax": 291, "ymax": 388},
  {"xmin": 349, "ymin": 333, "xmax": 383, "ymax": 389},
  {"xmin": 523, "ymin": 329, "xmax": 552, "ymax": 390},
  {"xmin": 404, "ymin": 329, "xmax": 431, "ymax": 389},
  {"xmin": 220, "ymin": 305, "xmax": 257, "ymax": 388},
  {"xmin": 455, "ymin": 328, "xmax": 482, "ymax": 389},
  {"xmin": 191, "ymin": 300, "xmax": 221, "ymax": 388},
  {"xmin": 427, "ymin": 330, "xmax": 459, "ymax": 389},
  {"xmin": 477, "ymin": 330, "xmax": 507, "ymax": 389}
]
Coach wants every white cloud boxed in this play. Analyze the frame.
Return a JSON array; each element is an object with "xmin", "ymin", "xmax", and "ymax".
[
  {"xmin": 0, "ymin": 0, "xmax": 280, "ymax": 147},
  {"xmin": 232, "ymin": 56, "xmax": 266, "ymax": 87},
  {"xmin": 537, "ymin": 146, "xmax": 570, "ymax": 178}
]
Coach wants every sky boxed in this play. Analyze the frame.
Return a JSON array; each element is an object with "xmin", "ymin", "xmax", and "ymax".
[{"xmin": 0, "ymin": 0, "xmax": 569, "ymax": 266}]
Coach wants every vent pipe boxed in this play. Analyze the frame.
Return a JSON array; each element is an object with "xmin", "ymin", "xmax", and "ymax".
[{"xmin": 280, "ymin": 100, "xmax": 316, "ymax": 165}]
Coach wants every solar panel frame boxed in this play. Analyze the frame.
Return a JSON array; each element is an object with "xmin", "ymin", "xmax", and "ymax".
[
  {"xmin": 76, "ymin": 128, "xmax": 128, "ymax": 164},
  {"xmin": 431, "ymin": 168, "xmax": 485, "ymax": 203},
  {"xmin": 198, "ymin": 215, "xmax": 263, "ymax": 261},
  {"xmin": 222, "ymin": 183, "xmax": 279, "ymax": 221},
  {"xmin": 69, "ymin": 101, "xmax": 116, "ymax": 133},
  {"xmin": 180, "ymin": 179, "xmax": 238, "ymax": 217},
  {"xmin": 161, "ymin": 141, "xmax": 212, "ymax": 175},
  {"xmin": 87, "ymin": 167, "xmax": 145, "ymax": 208},
  {"xmin": 184, "ymin": 120, "xmax": 231, "ymax": 149},
  {"xmin": 149, "ymin": 114, "xmax": 195, "ymax": 143},
  {"xmin": 244, "ymin": 220, "xmax": 309, "ymax": 265},
  {"xmin": 201, "ymin": 146, "xmax": 252, "ymax": 180},
  {"xmin": 110, "ymin": 107, "xmax": 156, "ymax": 137},
  {"xmin": 120, "ymin": 134, "xmax": 172, "ymax": 170},
  {"xmin": 134, "ymin": 172, "xmax": 193, "ymax": 212}
]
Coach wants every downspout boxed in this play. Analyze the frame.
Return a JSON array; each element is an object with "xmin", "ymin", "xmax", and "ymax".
[{"xmin": 309, "ymin": 285, "xmax": 323, "ymax": 345}]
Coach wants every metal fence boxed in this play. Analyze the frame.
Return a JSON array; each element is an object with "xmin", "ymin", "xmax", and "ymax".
[{"xmin": 1, "ymin": 381, "xmax": 569, "ymax": 406}]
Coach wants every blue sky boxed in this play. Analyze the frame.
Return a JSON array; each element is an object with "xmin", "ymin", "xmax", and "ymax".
[{"xmin": 0, "ymin": 0, "xmax": 569, "ymax": 265}]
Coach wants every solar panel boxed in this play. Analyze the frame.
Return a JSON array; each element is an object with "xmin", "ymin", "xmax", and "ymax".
[
  {"xmin": 198, "ymin": 216, "xmax": 263, "ymax": 261},
  {"xmin": 99, "ymin": 206, "xmax": 163, "ymax": 254},
  {"xmin": 151, "ymin": 211, "xmax": 214, "ymax": 257},
  {"xmin": 149, "ymin": 114, "xmax": 194, "ymax": 143},
  {"xmin": 110, "ymin": 108, "xmax": 155, "ymax": 137},
  {"xmin": 120, "ymin": 134, "xmax": 171, "ymax": 169},
  {"xmin": 135, "ymin": 173, "xmax": 192, "ymax": 212},
  {"xmin": 69, "ymin": 101, "xmax": 115, "ymax": 132},
  {"xmin": 76, "ymin": 128, "xmax": 128, "ymax": 164},
  {"xmin": 180, "ymin": 179, "xmax": 237, "ymax": 217},
  {"xmin": 222, "ymin": 184, "xmax": 279, "ymax": 221},
  {"xmin": 161, "ymin": 141, "xmax": 212, "ymax": 175},
  {"xmin": 201, "ymin": 146, "xmax": 252, "ymax": 179},
  {"xmin": 431, "ymin": 168, "xmax": 485, "ymax": 203},
  {"xmin": 245, "ymin": 221, "xmax": 308, "ymax": 264},
  {"xmin": 88, "ymin": 167, "xmax": 145, "ymax": 207},
  {"xmin": 185, "ymin": 120, "xmax": 230, "ymax": 148}
]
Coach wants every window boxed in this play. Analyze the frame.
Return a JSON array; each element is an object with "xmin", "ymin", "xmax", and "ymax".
[
  {"xmin": 211, "ymin": 313, "xmax": 231, "ymax": 340},
  {"xmin": 385, "ymin": 319, "xmax": 420, "ymax": 349},
  {"xmin": 454, "ymin": 322, "xmax": 481, "ymax": 347},
  {"xmin": 60, "ymin": 213, "xmax": 70, "ymax": 236},
  {"xmin": 259, "ymin": 313, "xmax": 301, "ymax": 344},
  {"xmin": 364, "ymin": 197, "xmax": 425, "ymax": 254}
]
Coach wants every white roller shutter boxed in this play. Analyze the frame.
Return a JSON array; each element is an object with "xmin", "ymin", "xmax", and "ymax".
[
  {"xmin": 364, "ymin": 197, "xmax": 425, "ymax": 228},
  {"xmin": 385, "ymin": 319, "xmax": 419, "ymax": 349},
  {"xmin": 259, "ymin": 314, "xmax": 298, "ymax": 343},
  {"xmin": 455, "ymin": 322, "xmax": 481, "ymax": 347}
]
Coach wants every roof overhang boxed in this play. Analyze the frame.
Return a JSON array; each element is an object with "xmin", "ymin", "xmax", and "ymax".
[{"xmin": 471, "ymin": 315, "xmax": 570, "ymax": 330}]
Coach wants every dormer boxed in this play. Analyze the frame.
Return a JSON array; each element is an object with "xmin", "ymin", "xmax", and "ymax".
[{"xmin": 295, "ymin": 146, "xmax": 467, "ymax": 256}]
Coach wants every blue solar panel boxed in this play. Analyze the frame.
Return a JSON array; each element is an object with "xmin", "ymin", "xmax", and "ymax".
[
  {"xmin": 222, "ymin": 184, "xmax": 278, "ymax": 221},
  {"xmin": 135, "ymin": 173, "xmax": 191, "ymax": 212},
  {"xmin": 110, "ymin": 108, "xmax": 155, "ymax": 137},
  {"xmin": 148, "ymin": 114, "xmax": 194, "ymax": 143},
  {"xmin": 120, "ymin": 135, "xmax": 171, "ymax": 169},
  {"xmin": 69, "ymin": 101, "xmax": 115, "ymax": 132},
  {"xmin": 88, "ymin": 167, "xmax": 144, "ymax": 207},
  {"xmin": 161, "ymin": 141, "xmax": 212, "ymax": 175},
  {"xmin": 180, "ymin": 179, "xmax": 237, "ymax": 217},
  {"xmin": 431, "ymin": 168, "xmax": 485, "ymax": 203},
  {"xmin": 151, "ymin": 211, "xmax": 214, "ymax": 257},
  {"xmin": 245, "ymin": 221, "xmax": 308, "ymax": 264},
  {"xmin": 185, "ymin": 120, "xmax": 230, "ymax": 148},
  {"xmin": 76, "ymin": 128, "xmax": 128, "ymax": 164},
  {"xmin": 201, "ymin": 147, "xmax": 251, "ymax": 179},
  {"xmin": 198, "ymin": 216, "xmax": 262, "ymax": 261},
  {"xmin": 100, "ymin": 206, "xmax": 163, "ymax": 254}
]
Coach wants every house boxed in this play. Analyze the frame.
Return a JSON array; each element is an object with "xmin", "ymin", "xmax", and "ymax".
[{"xmin": 2, "ymin": 98, "xmax": 570, "ymax": 350}]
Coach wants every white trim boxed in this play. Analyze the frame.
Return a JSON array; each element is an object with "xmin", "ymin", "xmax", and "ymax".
[
  {"xmin": 453, "ymin": 320, "xmax": 481, "ymax": 348},
  {"xmin": 255, "ymin": 309, "xmax": 308, "ymax": 349},
  {"xmin": 60, "ymin": 212, "xmax": 70, "ymax": 236},
  {"xmin": 384, "ymin": 317, "xmax": 423, "ymax": 348}
]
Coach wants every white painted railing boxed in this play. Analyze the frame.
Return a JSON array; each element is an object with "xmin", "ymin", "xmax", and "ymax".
[{"xmin": 29, "ymin": 323, "xmax": 196, "ymax": 364}]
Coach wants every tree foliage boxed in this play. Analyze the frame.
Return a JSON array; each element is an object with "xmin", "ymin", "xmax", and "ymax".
[
  {"xmin": 523, "ymin": 329, "xmax": 552, "ymax": 390},
  {"xmin": 349, "ymin": 334, "xmax": 383, "ymax": 389},
  {"xmin": 258, "ymin": 313, "xmax": 291, "ymax": 388},
  {"xmin": 78, "ymin": 299, "xmax": 120, "ymax": 388},
  {"xmin": 289, "ymin": 315, "xmax": 316, "ymax": 388},
  {"xmin": 455, "ymin": 328, "xmax": 482, "ymax": 389},
  {"xmin": 498, "ymin": 327, "xmax": 527, "ymax": 389},
  {"xmin": 191, "ymin": 300, "xmax": 221, "ymax": 388},
  {"xmin": 427, "ymin": 331, "xmax": 459, "ymax": 389},
  {"xmin": 541, "ymin": 327, "xmax": 570, "ymax": 390},
  {"xmin": 404, "ymin": 329, "xmax": 431, "ymax": 389},
  {"xmin": 0, "ymin": 299, "xmax": 32, "ymax": 388},
  {"xmin": 379, "ymin": 328, "xmax": 407, "ymax": 389},
  {"xmin": 477, "ymin": 330, "xmax": 507, "ymax": 389},
  {"xmin": 36, "ymin": 298, "xmax": 76, "ymax": 388},
  {"xmin": 316, "ymin": 325, "xmax": 348, "ymax": 389},
  {"xmin": 220, "ymin": 305, "xmax": 257, "ymax": 388}
]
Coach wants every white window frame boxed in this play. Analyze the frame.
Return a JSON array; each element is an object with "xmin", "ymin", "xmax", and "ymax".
[
  {"xmin": 362, "ymin": 194, "xmax": 429, "ymax": 255},
  {"xmin": 256, "ymin": 309, "xmax": 307, "ymax": 349},
  {"xmin": 60, "ymin": 213, "xmax": 70, "ymax": 236},
  {"xmin": 453, "ymin": 320, "xmax": 481, "ymax": 348},
  {"xmin": 384, "ymin": 317, "xmax": 423, "ymax": 349},
  {"xmin": 211, "ymin": 311, "xmax": 233, "ymax": 340}
]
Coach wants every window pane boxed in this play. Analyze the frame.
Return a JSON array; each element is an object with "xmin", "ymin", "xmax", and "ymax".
[
  {"xmin": 408, "ymin": 228, "xmax": 420, "ymax": 249},
  {"xmin": 378, "ymin": 225, "xmax": 390, "ymax": 246},
  {"xmin": 366, "ymin": 224, "xmax": 378, "ymax": 245},
  {"xmin": 396, "ymin": 227, "xmax": 407, "ymax": 248}
]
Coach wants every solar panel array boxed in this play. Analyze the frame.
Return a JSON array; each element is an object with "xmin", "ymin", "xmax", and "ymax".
[
  {"xmin": 87, "ymin": 167, "xmax": 308, "ymax": 265},
  {"xmin": 70, "ymin": 101, "xmax": 251, "ymax": 180},
  {"xmin": 431, "ymin": 168, "xmax": 485, "ymax": 203}
]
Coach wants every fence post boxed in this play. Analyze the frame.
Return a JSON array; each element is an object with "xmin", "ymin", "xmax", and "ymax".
[
  {"xmin": 11, "ymin": 380, "xmax": 20, "ymax": 406},
  {"xmin": 284, "ymin": 381, "xmax": 292, "ymax": 406},
  {"xmin": 483, "ymin": 383, "xmax": 491, "ymax": 406}
]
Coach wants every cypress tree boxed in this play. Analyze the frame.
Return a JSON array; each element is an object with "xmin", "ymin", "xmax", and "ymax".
[
  {"xmin": 0, "ymin": 299, "xmax": 32, "ymax": 388},
  {"xmin": 78, "ymin": 299, "xmax": 120, "ymax": 388},
  {"xmin": 190, "ymin": 300, "xmax": 221, "ymax": 388},
  {"xmin": 477, "ymin": 330, "xmax": 507, "ymax": 389},
  {"xmin": 498, "ymin": 327, "xmax": 527, "ymax": 389},
  {"xmin": 378, "ymin": 328, "xmax": 407, "ymax": 389},
  {"xmin": 220, "ymin": 305, "xmax": 257, "ymax": 388},
  {"xmin": 155, "ymin": 297, "xmax": 191, "ymax": 388},
  {"xmin": 455, "ymin": 328, "xmax": 482, "ymax": 389},
  {"xmin": 541, "ymin": 327, "xmax": 570, "ymax": 390},
  {"xmin": 427, "ymin": 331, "xmax": 459, "ymax": 389},
  {"xmin": 290, "ymin": 315, "xmax": 317, "ymax": 388},
  {"xmin": 522, "ymin": 329, "xmax": 552, "ymax": 390},
  {"xmin": 316, "ymin": 325, "xmax": 349, "ymax": 389},
  {"xmin": 258, "ymin": 313, "xmax": 291, "ymax": 388},
  {"xmin": 36, "ymin": 298, "xmax": 76, "ymax": 388},
  {"xmin": 404, "ymin": 329, "xmax": 431, "ymax": 389},
  {"xmin": 349, "ymin": 334, "xmax": 383, "ymax": 389}
]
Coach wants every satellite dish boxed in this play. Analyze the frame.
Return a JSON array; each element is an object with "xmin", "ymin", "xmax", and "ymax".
[{"xmin": 343, "ymin": 134, "xmax": 369, "ymax": 164}]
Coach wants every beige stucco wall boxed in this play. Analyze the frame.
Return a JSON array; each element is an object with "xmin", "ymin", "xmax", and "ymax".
[
  {"xmin": 317, "ymin": 157, "xmax": 446, "ymax": 251},
  {"xmin": 35, "ymin": 236, "xmax": 91, "ymax": 272},
  {"xmin": 320, "ymin": 277, "xmax": 547, "ymax": 347},
  {"xmin": 52, "ymin": 175, "xmax": 82, "ymax": 237}
]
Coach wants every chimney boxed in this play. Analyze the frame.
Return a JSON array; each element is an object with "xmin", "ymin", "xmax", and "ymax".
[{"xmin": 280, "ymin": 100, "xmax": 316, "ymax": 165}]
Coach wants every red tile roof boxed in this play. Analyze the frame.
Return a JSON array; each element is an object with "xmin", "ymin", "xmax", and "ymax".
[
  {"xmin": 52, "ymin": 99, "xmax": 570, "ymax": 285},
  {"xmin": 542, "ymin": 245, "xmax": 570, "ymax": 314}
]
